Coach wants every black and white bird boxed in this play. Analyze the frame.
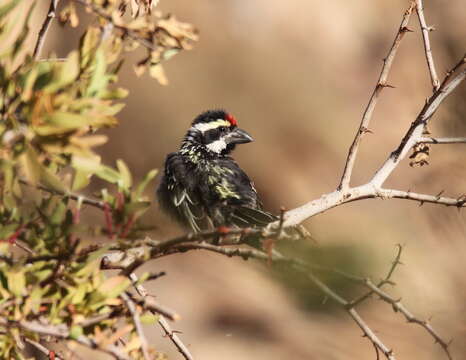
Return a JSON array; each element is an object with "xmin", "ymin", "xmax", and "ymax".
[{"xmin": 157, "ymin": 109, "xmax": 276, "ymax": 233}]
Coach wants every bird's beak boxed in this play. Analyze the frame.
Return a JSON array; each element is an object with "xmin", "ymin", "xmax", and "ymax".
[{"xmin": 226, "ymin": 128, "xmax": 254, "ymax": 145}]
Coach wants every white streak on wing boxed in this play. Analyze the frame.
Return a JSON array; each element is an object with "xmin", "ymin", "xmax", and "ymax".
[
  {"xmin": 206, "ymin": 138, "xmax": 227, "ymax": 153},
  {"xmin": 174, "ymin": 191, "xmax": 186, "ymax": 206},
  {"xmin": 192, "ymin": 119, "xmax": 230, "ymax": 133}
]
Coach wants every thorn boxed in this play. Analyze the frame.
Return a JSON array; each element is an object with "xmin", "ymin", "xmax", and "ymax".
[
  {"xmin": 435, "ymin": 190, "xmax": 444, "ymax": 198},
  {"xmin": 378, "ymin": 82, "xmax": 396, "ymax": 89},
  {"xmin": 401, "ymin": 26, "xmax": 414, "ymax": 33},
  {"xmin": 360, "ymin": 126, "xmax": 373, "ymax": 134},
  {"xmin": 419, "ymin": 201, "xmax": 424, "ymax": 207}
]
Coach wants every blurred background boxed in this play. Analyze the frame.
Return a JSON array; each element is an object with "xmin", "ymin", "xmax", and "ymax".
[{"xmin": 31, "ymin": 0, "xmax": 466, "ymax": 359}]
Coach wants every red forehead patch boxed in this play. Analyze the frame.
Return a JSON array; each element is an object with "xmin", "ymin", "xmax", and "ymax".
[{"xmin": 225, "ymin": 113, "xmax": 237, "ymax": 126}]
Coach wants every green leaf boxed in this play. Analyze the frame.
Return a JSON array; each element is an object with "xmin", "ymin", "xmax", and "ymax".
[
  {"xmin": 124, "ymin": 201, "xmax": 151, "ymax": 216},
  {"xmin": 134, "ymin": 169, "xmax": 158, "ymax": 199},
  {"xmin": 101, "ymin": 87, "xmax": 128, "ymax": 100},
  {"xmin": 79, "ymin": 27, "xmax": 101, "ymax": 68},
  {"xmin": 7, "ymin": 269, "xmax": 25, "ymax": 297},
  {"xmin": 43, "ymin": 51, "xmax": 80, "ymax": 93},
  {"xmin": 0, "ymin": 0, "xmax": 20, "ymax": 19},
  {"xmin": 116, "ymin": 159, "xmax": 132, "ymax": 188},
  {"xmin": 12, "ymin": 2, "xmax": 35, "ymax": 60},
  {"xmin": 140, "ymin": 313, "xmax": 159, "ymax": 325},
  {"xmin": 97, "ymin": 276, "xmax": 130, "ymax": 299},
  {"xmin": 50, "ymin": 199, "xmax": 67, "ymax": 225},
  {"xmin": 71, "ymin": 169, "xmax": 91, "ymax": 191},
  {"xmin": 36, "ymin": 112, "xmax": 91, "ymax": 135},
  {"xmin": 86, "ymin": 48, "xmax": 108, "ymax": 96},
  {"xmin": 69, "ymin": 325, "xmax": 83, "ymax": 340},
  {"xmin": 95, "ymin": 165, "xmax": 121, "ymax": 184}
]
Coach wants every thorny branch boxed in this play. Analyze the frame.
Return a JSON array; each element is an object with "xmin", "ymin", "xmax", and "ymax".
[
  {"xmin": 128, "ymin": 273, "xmax": 194, "ymax": 360},
  {"xmin": 338, "ymin": 1, "xmax": 415, "ymax": 191},
  {"xmin": 415, "ymin": 0, "xmax": 440, "ymax": 91}
]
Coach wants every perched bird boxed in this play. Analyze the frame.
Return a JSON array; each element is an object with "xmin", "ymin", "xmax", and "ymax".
[{"xmin": 157, "ymin": 109, "xmax": 276, "ymax": 233}]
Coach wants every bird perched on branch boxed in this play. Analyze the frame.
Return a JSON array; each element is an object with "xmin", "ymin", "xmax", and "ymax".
[{"xmin": 157, "ymin": 109, "xmax": 276, "ymax": 233}]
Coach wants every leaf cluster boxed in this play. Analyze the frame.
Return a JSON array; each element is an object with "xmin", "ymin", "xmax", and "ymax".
[{"xmin": 0, "ymin": 0, "xmax": 197, "ymax": 358}]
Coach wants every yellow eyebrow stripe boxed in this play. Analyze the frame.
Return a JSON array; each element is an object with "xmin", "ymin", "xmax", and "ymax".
[{"xmin": 192, "ymin": 119, "xmax": 231, "ymax": 132}]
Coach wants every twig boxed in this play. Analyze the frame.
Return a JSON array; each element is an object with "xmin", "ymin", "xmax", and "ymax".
[
  {"xmin": 121, "ymin": 293, "xmax": 150, "ymax": 360},
  {"xmin": 128, "ymin": 273, "xmax": 194, "ymax": 360},
  {"xmin": 19, "ymin": 179, "xmax": 105, "ymax": 209},
  {"xmin": 0, "ymin": 319, "xmax": 130, "ymax": 360},
  {"xmin": 132, "ymin": 294, "xmax": 180, "ymax": 322},
  {"xmin": 351, "ymin": 244, "xmax": 403, "ymax": 307},
  {"xmin": 24, "ymin": 338, "xmax": 63, "ymax": 360},
  {"xmin": 362, "ymin": 279, "xmax": 453, "ymax": 360},
  {"xmin": 379, "ymin": 188, "xmax": 466, "ymax": 208},
  {"xmin": 33, "ymin": 0, "xmax": 61, "ymax": 60},
  {"xmin": 418, "ymin": 137, "xmax": 466, "ymax": 144},
  {"xmin": 415, "ymin": 0, "xmax": 440, "ymax": 91},
  {"xmin": 338, "ymin": 2, "xmax": 415, "ymax": 190}
]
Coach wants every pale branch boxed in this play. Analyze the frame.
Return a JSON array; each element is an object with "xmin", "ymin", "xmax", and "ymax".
[
  {"xmin": 362, "ymin": 279, "xmax": 453, "ymax": 360},
  {"xmin": 370, "ymin": 65, "xmax": 466, "ymax": 187},
  {"xmin": 280, "ymin": 56, "xmax": 466, "ymax": 228},
  {"xmin": 129, "ymin": 273, "xmax": 194, "ymax": 360},
  {"xmin": 338, "ymin": 2, "xmax": 415, "ymax": 190},
  {"xmin": 415, "ymin": 0, "xmax": 440, "ymax": 91},
  {"xmin": 33, "ymin": 0, "xmax": 61, "ymax": 60},
  {"xmin": 0, "ymin": 319, "xmax": 130, "ymax": 360},
  {"xmin": 347, "ymin": 308, "xmax": 395, "ymax": 360},
  {"xmin": 121, "ymin": 293, "xmax": 150, "ymax": 360},
  {"xmin": 379, "ymin": 189, "xmax": 466, "ymax": 208},
  {"xmin": 418, "ymin": 137, "xmax": 466, "ymax": 144}
]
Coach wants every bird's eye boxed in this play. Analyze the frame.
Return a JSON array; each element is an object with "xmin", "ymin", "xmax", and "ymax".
[{"xmin": 219, "ymin": 126, "xmax": 227, "ymax": 133}]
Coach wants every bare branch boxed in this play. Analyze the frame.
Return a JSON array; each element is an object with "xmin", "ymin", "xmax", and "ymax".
[
  {"xmin": 371, "ymin": 65, "xmax": 466, "ymax": 187},
  {"xmin": 350, "ymin": 244, "xmax": 403, "ymax": 307},
  {"xmin": 362, "ymin": 279, "xmax": 453, "ymax": 360},
  {"xmin": 33, "ymin": 0, "xmax": 61, "ymax": 60},
  {"xmin": 121, "ymin": 293, "xmax": 150, "ymax": 360},
  {"xmin": 338, "ymin": 2, "xmax": 415, "ymax": 190},
  {"xmin": 128, "ymin": 273, "xmax": 194, "ymax": 360},
  {"xmin": 379, "ymin": 188, "xmax": 466, "ymax": 208},
  {"xmin": 418, "ymin": 137, "xmax": 466, "ymax": 144},
  {"xmin": 415, "ymin": 0, "xmax": 440, "ymax": 90}
]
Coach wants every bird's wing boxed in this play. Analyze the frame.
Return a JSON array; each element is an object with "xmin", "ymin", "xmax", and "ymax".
[
  {"xmin": 158, "ymin": 153, "xmax": 211, "ymax": 232},
  {"xmin": 230, "ymin": 206, "xmax": 277, "ymax": 227}
]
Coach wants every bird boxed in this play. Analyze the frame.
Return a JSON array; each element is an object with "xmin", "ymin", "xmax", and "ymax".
[{"xmin": 157, "ymin": 109, "xmax": 276, "ymax": 233}]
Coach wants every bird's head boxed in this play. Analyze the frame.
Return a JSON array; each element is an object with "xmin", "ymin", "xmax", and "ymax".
[{"xmin": 183, "ymin": 110, "xmax": 253, "ymax": 155}]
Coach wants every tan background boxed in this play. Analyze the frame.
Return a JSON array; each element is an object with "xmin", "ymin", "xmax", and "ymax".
[{"xmin": 31, "ymin": 0, "xmax": 466, "ymax": 359}]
